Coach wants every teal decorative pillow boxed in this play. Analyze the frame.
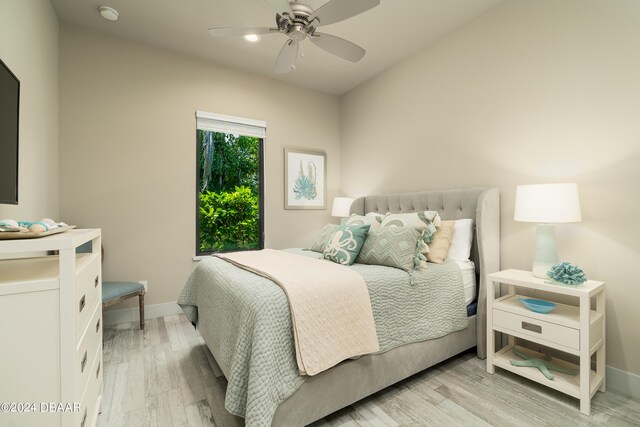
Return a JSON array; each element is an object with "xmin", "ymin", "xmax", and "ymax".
[
  {"xmin": 345, "ymin": 212, "xmax": 384, "ymax": 229},
  {"xmin": 380, "ymin": 211, "xmax": 441, "ymax": 244},
  {"xmin": 323, "ymin": 224, "xmax": 371, "ymax": 265},
  {"xmin": 357, "ymin": 226, "xmax": 424, "ymax": 272},
  {"xmin": 310, "ymin": 223, "xmax": 340, "ymax": 253}
]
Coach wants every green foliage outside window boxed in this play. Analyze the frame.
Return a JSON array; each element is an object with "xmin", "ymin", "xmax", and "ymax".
[
  {"xmin": 198, "ymin": 130, "xmax": 261, "ymax": 253},
  {"xmin": 199, "ymin": 186, "xmax": 259, "ymax": 252}
]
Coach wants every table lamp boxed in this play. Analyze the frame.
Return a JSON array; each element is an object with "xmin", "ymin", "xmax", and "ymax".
[
  {"xmin": 514, "ymin": 183, "xmax": 582, "ymax": 278},
  {"xmin": 331, "ymin": 197, "xmax": 354, "ymax": 223}
]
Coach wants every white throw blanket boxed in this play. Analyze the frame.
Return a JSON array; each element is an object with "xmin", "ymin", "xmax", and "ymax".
[{"xmin": 216, "ymin": 249, "xmax": 379, "ymax": 376}]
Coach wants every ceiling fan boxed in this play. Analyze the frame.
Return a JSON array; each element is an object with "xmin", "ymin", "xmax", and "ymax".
[{"xmin": 208, "ymin": 0, "xmax": 380, "ymax": 73}]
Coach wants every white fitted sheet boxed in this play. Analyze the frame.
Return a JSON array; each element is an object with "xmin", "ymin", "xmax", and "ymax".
[{"xmin": 455, "ymin": 260, "xmax": 477, "ymax": 305}]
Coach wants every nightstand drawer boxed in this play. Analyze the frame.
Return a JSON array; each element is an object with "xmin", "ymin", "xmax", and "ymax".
[{"xmin": 493, "ymin": 308, "xmax": 580, "ymax": 350}]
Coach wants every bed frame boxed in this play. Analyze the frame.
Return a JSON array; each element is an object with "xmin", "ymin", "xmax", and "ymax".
[{"xmin": 199, "ymin": 187, "xmax": 500, "ymax": 426}]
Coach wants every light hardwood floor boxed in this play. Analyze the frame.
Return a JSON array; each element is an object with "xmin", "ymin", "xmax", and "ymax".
[{"xmin": 99, "ymin": 315, "xmax": 640, "ymax": 427}]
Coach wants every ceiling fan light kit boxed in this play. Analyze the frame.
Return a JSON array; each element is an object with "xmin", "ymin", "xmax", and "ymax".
[
  {"xmin": 99, "ymin": 6, "xmax": 119, "ymax": 21},
  {"xmin": 243, "ymin": 34, "xmax": 261, "ymax": 42},
  {"xmin": 208, "ymin": 0, "xmax": 380, "ymax": 73}
]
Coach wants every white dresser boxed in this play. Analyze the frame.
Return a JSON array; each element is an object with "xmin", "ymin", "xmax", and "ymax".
[{"xmin": 0, "ymin": 229, "xmax": 103, "ymax": 427}]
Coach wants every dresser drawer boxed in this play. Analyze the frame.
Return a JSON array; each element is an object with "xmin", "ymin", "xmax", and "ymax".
[
  {"xmin": 76, "ymin": 346, "xmax": 102, "ymax": 427},
  {"xmin": 493, "ymin": 308, "xmax": 580, "ymax": 350},
  {"xmin": 76, "ymin": 302, "xmax": 102, "ymax": 399},
  {"xmin": 75, "ymin": 256, "xmax": 101, "ymax": 342}
]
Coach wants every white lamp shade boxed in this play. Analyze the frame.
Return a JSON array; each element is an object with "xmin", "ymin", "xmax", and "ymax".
[
  {"xmin": 331, "ymin": 197, "xmax": 354, "ymax": 218},
  {"xmin": 514, "ymin": 183, "xmax": 582, "ymax": 223}
]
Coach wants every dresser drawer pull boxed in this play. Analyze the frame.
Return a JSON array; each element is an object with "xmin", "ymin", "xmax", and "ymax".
[
  {"xmin": 94, "ymin": 275, "xmax": 99, "ymax": 288},
  {"xmin": 96, "ymin": 361, "xmax": 101, "ymax": 379},
  {"xmin": 80, "ymin": 350, "xmax": 87, "ymax": 373},
  {"xmin": 96, "ymin": 318, "xmax": 101, "ymax": 334},
  {"xmin": 79, "ymin": 295, "xmax": 86, "ymax": 313},
  {"xmin": 80, "ymin": 407, "xmax": 87, "ymax": 427},
  {"xmin": 522, "ymin": 321, "xmax": 542, "ymax": 334}
]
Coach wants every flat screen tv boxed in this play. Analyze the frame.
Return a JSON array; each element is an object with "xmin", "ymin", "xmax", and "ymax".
[{"xmin": 0, "ymin": 58, "xmax": 19, "ymax": 205}]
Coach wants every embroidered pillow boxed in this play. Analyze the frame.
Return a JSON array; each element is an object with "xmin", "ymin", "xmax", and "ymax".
[
  {"xmin": 310, "ymin": 223, "xmax": 340, "ymax": 253},
  {"xmin": 357, "ymin": 226, "xmax": 423, "ymax": 272},
  {"xmin": 345, "ymin": 212, "xmax": 384, "ymax": 229},
  {"xmin": 323, "ymin": 224, "xmax": 371, "ymax": 265},
  {"xmin": 426, "ymin": 220, "xmax": 454, "ymax": 264}
]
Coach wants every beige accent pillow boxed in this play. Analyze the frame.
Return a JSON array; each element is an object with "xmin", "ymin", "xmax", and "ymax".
[{"xmin": 426, "ymin": 220, "xmax": 454, "ymax": 263}]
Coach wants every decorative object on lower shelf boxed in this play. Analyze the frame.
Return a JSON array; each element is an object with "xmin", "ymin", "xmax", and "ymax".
[
  {"xmin": 510, "ymin": 349, "xmax": 577, "ymax": 380},
  {"xmin": 547, "ymin": 261, "xmax": 587, "ymax": 286},
  {"xmin": 517, "ymin": 297, "xmax": 557, "ymax": 314}
]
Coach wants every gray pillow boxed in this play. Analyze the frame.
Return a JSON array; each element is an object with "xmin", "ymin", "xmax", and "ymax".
[
  {"xmin": 310, "ymin": 223, "xmax": 339, "ymax": 253},
  {"xmin": 356, "ymin": 226, "xmax": 422, "ymax": 272}
]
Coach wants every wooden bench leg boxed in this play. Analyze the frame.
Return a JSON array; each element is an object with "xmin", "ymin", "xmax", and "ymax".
[{"xmin": 139, "ymin": 293, "xmax": 145, "ymax": 330}]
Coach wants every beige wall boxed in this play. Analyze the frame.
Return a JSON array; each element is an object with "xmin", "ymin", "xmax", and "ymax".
[
  {"xmin": 0, "ymin": 0, "xmax": 59, "ymax": 221},
  {"xmin": 59, "ymin": 25, "xmax": 340, "ymax": 308},
  {"xmin": 340, "ymin": 0, "xmax": 640, "ymax": 375}
]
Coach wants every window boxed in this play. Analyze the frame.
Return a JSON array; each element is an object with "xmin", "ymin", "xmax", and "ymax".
[{"xmin": 196, "ymin": 111, "xmax": 265, "ymax": 255}]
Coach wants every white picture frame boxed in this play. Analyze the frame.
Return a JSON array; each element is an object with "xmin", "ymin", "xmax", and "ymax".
[{"xmin": 284, "ymin": 147, "xmax": 326, "ymax": 210}]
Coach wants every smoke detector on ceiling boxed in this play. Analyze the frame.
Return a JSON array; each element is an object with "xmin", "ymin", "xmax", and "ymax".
[{"xmin": 99, "ymin": 6, "xmax": 119, "ymax": 21}]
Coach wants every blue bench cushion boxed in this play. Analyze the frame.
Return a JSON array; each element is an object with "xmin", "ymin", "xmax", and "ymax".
[{"xmin": 103, "ymin": 281, "xmax": 144, "ymax": 303}]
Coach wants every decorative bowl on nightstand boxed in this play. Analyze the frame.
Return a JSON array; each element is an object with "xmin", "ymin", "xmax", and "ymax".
[{"xmin": 517, "ymin": 297, "xmax": 557, "ymax": 314}]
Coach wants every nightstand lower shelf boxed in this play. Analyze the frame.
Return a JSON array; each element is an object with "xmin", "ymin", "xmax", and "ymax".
[{"xmin": 494, "ymin": 345, "xmax": 604, "ymax": 399}]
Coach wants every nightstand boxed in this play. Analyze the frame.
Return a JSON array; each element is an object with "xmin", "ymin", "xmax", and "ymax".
[{"xmin": 486, "ymin": 269, "xmax": 606, "ymax": 416}]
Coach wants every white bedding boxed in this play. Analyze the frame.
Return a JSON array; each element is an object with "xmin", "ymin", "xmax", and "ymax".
[{"xmin": 455, "ymin": 260, "xmax": 477, "ymax": 305}]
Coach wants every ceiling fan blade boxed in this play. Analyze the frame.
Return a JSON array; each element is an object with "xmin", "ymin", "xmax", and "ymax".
[
  {"xmin": 309, "ymin": 32, "xmax": 366, "ymax": 62},
  {"xmin": 310, "ymin": 0, "xmax": 380, "ymax": 26},
  {"xmin": 263, "ymin": 0, "xmax": 292, "ymax": 14},
  {"xmin": 274, "ymin": 39, "xmax": 299, "ymax": 73},
  {"xmin": 208, "ymin": 27, "xmax": 277, "ymax": 37}
]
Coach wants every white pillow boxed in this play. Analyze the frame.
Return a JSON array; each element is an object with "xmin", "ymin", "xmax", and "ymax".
[{"xmin": 446, "ymin": 219, "xmax": 474, "ymax": 261}]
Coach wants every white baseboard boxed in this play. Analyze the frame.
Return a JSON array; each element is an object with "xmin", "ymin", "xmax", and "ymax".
[
  {"xmin": 607, "ymin": 365, "xmax": 640, "ymax": 399},
  {"xmin": 103, "ymin": 301, "xmax": 183, "ymax": 326}
]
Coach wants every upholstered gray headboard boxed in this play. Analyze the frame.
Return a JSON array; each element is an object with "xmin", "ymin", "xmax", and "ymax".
[{"xmin": 349, "ymin": 187, "xmax": 500, "ymax": 359}]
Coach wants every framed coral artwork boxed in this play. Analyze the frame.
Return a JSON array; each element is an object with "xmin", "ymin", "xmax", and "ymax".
[{"xmin": 284, "ymin": 147, "xmax": 326, "ymax": 210}]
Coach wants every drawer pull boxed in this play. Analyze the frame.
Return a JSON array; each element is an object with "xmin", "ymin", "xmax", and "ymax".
[
  {"xmin": 96, "ymin": 318, "xmax": 101, "ymax": 333},
  {"xmin": 80, "ymin": 407, "xmax": 87, "ymax": 427},
  {"xmin": 81, "ymin": 350, "xmax": 87, "ymax": 373},
  {"xmin": 96, "ymin": 361, "xmax": 101, "ymax": 379},
  {"xmin": 79, "ymin": 295, "xmax": 86, "ymax": 313},
  {"xmin": 94, "ymin": 275, "xmax": 99, "ymax": 288},
  {"xmin": 522, "ymin": 321, "xmax": 542, "ymax": 334}
]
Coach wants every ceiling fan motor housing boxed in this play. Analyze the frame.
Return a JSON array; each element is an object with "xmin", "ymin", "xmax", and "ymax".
[{"xmin": 282, "ymin": 3, "xmax": 316, "ymax": 41}]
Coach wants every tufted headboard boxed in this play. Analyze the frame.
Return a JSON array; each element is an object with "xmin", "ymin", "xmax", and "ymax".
[{"xmin": 349, "ymin": 187, "xmax": 500, "ymax": 359}]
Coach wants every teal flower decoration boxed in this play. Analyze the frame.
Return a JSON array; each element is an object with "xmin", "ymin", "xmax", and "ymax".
[
  {"xmin": 293, "ymin": 159, "xmax": 318, "ymax": 200},
  {"xmin": 547, "ymin": 262, "xmax": 587, "ymax": 286},
  {"xmin": 293, "ymin": 174, "xmax": 317, "ymax": 200}
]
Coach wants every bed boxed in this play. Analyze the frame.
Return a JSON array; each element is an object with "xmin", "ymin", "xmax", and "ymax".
[{"xmin": 179, "ymin": 187, "xmax": 500, "ymax": 426}]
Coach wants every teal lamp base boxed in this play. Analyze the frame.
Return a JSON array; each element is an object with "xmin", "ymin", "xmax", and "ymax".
[{"xmin": 532, "ymin": 223, "xmax": 558, "ymax": 278}]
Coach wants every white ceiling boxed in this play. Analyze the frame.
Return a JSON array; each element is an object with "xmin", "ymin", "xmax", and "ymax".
[{"xmin": 50, "ymin": 0, "xmax": 503, "ymax": 95}]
